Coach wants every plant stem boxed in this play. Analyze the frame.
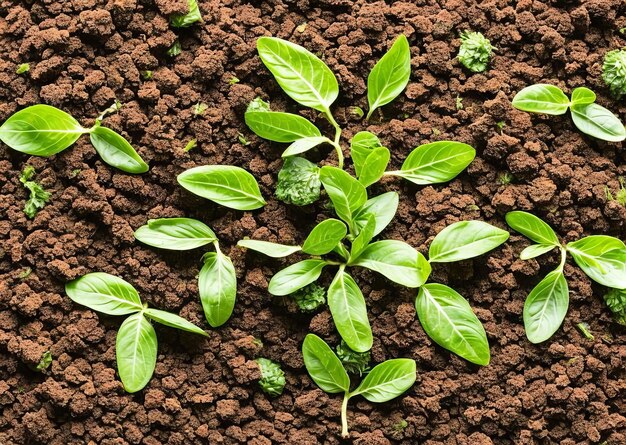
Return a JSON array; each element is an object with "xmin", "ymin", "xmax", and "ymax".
[
  {"xmin": 557, "ymin": 246, "xmax": 567, "ymax": 271},
  {"xmin": 324, "ymin": 109, "xmax": 344, "ymax": 169},
  {"xmin": 341, "ymin": 392, "xmax": 350, "ymax": 438}
]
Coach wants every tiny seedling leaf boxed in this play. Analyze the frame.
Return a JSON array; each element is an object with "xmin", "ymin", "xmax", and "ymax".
[
  {"xmin": 198, "ymin": 251, "xmax": 237, "ymax": 327},
  {"xmin": 350, "ymin": 214, "xmax": 376, "ymax": 260},
  {"xmin": 358, "ymin": 147, "xmax": 390, "ymax": 187},
  {"xmin": 282, "ymin": 136, "xmax": 330, "ymax": 157},
  {"xmin": 268, "ymin": 259, "xmax": 327, "ymax": 296},
  {"xmin": 570, "ymin": 87, "xmax": 596, "ymax": 106},
  {"xmin": 302, "ymin": 219, "xmax": 347, "ymax": 255},
  {"xmin": 350, "ymin": 358, "xmax": 416, "ymax": 402},
  {"xmin": 245, "ymin": 103, "xmax": 322, "ymax": 143},
  {"xmin": 350, "ymin": 131, "xmax": 383, "ymax": 178},
  {"xmin": 302, "ymin": 334, "xmax": 350, "ymax": 393},
  {"xmin": 90, "ymin": 126, "xmax": 148, "ymax": 174},
  {"xmin": 353, "ymin": 192, "xmax": 399, "ymax": 237},
  {"xmin": 567, "ymin": 236, "xmax": 626, "ymax": 289},
  {"xmin": 520, "ymin": 244, "xmax": 557, "ymax": 260},
  {"xmin": 428, "ymin": 221, "xmax": 509, "ymax": 263},
  {"xmin": 319, "ymin": 166, "xmax": 367, "ymax": 227},
  {"xmin": 170, "ymin": 0, "xmax": 203, "ymax": 28},
  {"xmin": 511, "ymin": 84, "xmax": 570, "ymax": 115},
  {"xmin": 134, "ymin": 218, "xmax": 217, "ymax": 250}
]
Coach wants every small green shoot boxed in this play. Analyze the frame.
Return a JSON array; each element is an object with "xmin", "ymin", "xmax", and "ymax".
[
  {"xmin": 183, "ymin": 138, "xmax": 197, "ymax": 152},
  {"xmin": 228, "ymin": 77, "xmax": 240, "ymax": 85},
  {"xmin": 392, "ymin": 419, "xmax": 409, "ymax": 432},
  {"xmin": 141, "ymin": 70, "xmax": 153, "ymax": 80},
  {"xmin": 237, "ymin": 132, "xmax": 250, "ymax": 146},
  {"xmin": 456, "ymin": 96, "xmax": 463, "ymax": 110},
  {"xmin": 496, "ymin": 121, "xmax": 506, "ymax": 132},
  {"xmin": 604, "ymin": 288, "xmax": 626, "ymax": 325},
  {"xmin": 16, "ymin": 63, "xmax": 30, "ymax": 74},
  {"xmin": 336, "ymin": 340, "xmax": 370, "ymax": 376},
  {"xmin": 576, "ymin": 322, "xmax": 594, "ymax": 340},
  {"xmin": 498, "ymin": 172, "xmax": 513, "ymax": 185},
  {"xmin": 606, "ymin": 177, "xmax": 626, "ymax": 205},
  {"xmin": 193, "ymin": 102, "xmax": 208, "ymax": 116},
  {"xmin": 20, "ymin": 166, "xmax": 50, "ymax": 219},
  {"xmin": 458, "ymin": 31, "xmax": 494, "ymax": 73},
  {"xmin": 256, "ymin": 358, "xmax": 285, "ymax": 397},
  {"xmin": 170, "ymin": 0, "xmax": 203, "ymax": 28},
  {"xmin": 292, "ymin": 283, "xmax": 326, "ymax": 312},
  {"xmin": 34, "ymin": 351, "xmax": 52, "ymax": 372},
  {"xmin": 349, "ymin": 106, "xmax": 364, "ymax": 119},
  {"xmin": 167, "ymin": 40, "xmax": 182, "ymax": 57},
  {"xmin": 18, "ymin": 267, "xmax": 32, "ymax": 279}
]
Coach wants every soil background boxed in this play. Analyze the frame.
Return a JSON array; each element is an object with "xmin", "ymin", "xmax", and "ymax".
[{"xmin": 1, "ymin": 0, "xmax": 626, "ymax": 444}]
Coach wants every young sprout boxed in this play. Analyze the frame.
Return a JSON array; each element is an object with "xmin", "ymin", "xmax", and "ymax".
[
  {"xmin": 291, "ymin": 283, "xmax": 326, "ymax": 312},
  {"xmin": 576, "ymin": 322, "xmax": 594, "ymax": 340},
  {"xmin": 458, "ymin": 31, "xmax": 494, "ymax": 73},
  {"xmin": 237, "ymin": 132, "xmax": 250, "ymax": 146},
  {"xmin": 33, "ymin": 351, "xmax": 52, "ymax": 372},
  {"xmin": 170, "ymin": 0, "xmax": 203, "ymax": 28},
  {"xmin": 275, "ymin": 157, "xmax": 321, "ymax": 206},
  {"xmin": 256, "ymin": 358, "xmax": 285, "ymax": 397},
  {"xmin": 193, "ymin": 102, "xmax": 208, "ymax": 116},
  {"xmin": 16, "ymin": 63, "xmax": 30, "ymax": 74},
  {"xmin": 496, "ymin": 121, "xmax": 506, "ymax": 132},
  {"xmin": 498, "ymin": 172, "xmax": 513, "ymax": 185},
  {"xmin": 604, "ymin": 288, "xmax": 626, "ymax": 325},
  {"xmin": 228, "ymin": 77, "xmax": 240, "ymax": 85},
  {"xmin": 141, "ymin": 70, "xmax": 153, "ymax": 80},
  {"xmin": 336, "ymin": 340, "xmax": 370, "ymax": 376},
  {"xmin": 602, "ymin": 49, "xmax": 626, "ymax": 99},
  {"xmin": 167, "ymin": 40, "xmax": 182, "ymax": 57},
  {"xmin": 20, "ymin": 166, "xmax": 50, "ymax": 219},
  {"xmin": 183, "ymin": 138, "xmax": 197, "ymax": 152},
  {"xmin": 605, "ymin": 177, "xmax": 626, "ymax": 205},
  {"xmin": 349, "ymin": 106, "xmax": 365, "ymax": 119},
  {"xmin": 456, "ymin": 96, "xmax": 464, "ymax": 110}
]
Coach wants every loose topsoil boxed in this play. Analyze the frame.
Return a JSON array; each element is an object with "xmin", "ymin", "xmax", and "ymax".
[{"xmin": 1, "ymin": 0, "xmax": 626, "ymax": 444}]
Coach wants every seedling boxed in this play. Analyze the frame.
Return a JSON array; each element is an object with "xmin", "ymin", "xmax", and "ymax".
[
  {"xmin": 228, "ymin": 77, "xmax": 240, "ymax": 85},
  {"xmin": 16, "ymin": 63, "xmax": 30, "ymax": 74},
  {"xmin": 65, "ymin": 272, "xmax": 208, "ymax": 392},
  {"xmin": 20, "ymin": 166, "xmax": 50, "ymax": 218},
  {"xmin": 302, "ymin": 334, "xmax": 416, "ymax": 437},
  {"xmin": 170, "ymin": 0, "xmax": 202, "ymax": 27},
  {"xmin": 512, "ymin": 84, "xmax": 626, "ymax": 142},
  {"xmin": 193, "ymin": 102, "xmax": 208, "ymax": 116},
  {"xmin": 133, "ymin": 218, "xmax": 237, "ymax": 327},
  {"xmin": 336, "ymin": 340, "xmax": 370, "ymax": 376},
  {"xmin": 32, "ymin": 351, "xmax": 52, "ymax": 373},
  {"xmin": 604, "ymin": 288, "xmax": 626, "ymax": 325},
  {"xmin": 605, "ymin": 177, "xmax": 626, "ymax": 205},
  {"xmin": 18, "ymin": 267, "xmax": 32, "ymax": 279},
  {"xmin": 183, "ymin": 138, "xmax": 197, "ymax": 152},
  {"xmin": 141, "ymin": 70, "xmax": 153, "ymax": 80},
  {"xmin": 292, "ymin": 283, "xmax": 326, "ymax": 312},
  {"xmin": 349, "ymin": 106, "xmax": 364, "ymax": 119},
  {"xmin": 506, "ymin": 211, "xmax": 626, "ymax": 343},
  {"xmin": 602, "ymin": 49, "xmax": 626, "ymax": 99},
  {"xmin": 237, "ymin": 132, "xmax": 250, "ymax": 146},
  {"xmin": 456, "ymin": 96, "xmax": 464, "ymax": 110},
  {"xmin": 238, "ymin": 167, "xmax": 508, "ymax": 364},
  {"xmin": 256, "ymin": 358, "xmax": 285, "ymax": 396},
  {"xmin": 576, "ymin": 322, "xmax": 594, "ymax": 340},
  {"xmin": 496, "ymin": 121, "xmax": 506, "ymax": 132},
  {"xmin": 167, "ymin": 40, "xmax": 182, "ymax": 57},
  {"xmin": 458, "ymin": 31, "xmax": 494, "ymax": 73},
  {"xmin": 0, "ymin": 104, "xmax": 148, "ymax": 173},
  {"xmin": 498, "ymin": 171, "xmax": 513, "ymax": 185}
]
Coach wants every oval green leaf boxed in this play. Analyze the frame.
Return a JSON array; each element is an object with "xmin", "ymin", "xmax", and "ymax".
[
  {"xmin": 282, "ymin": 136, "xmax": 330, "ymax": 157},
  {"xmin": 358, "ymin": 147, "xmax": 390, "ymax": 187},
  {"xmin": 570, "ymin": 103, "xmax": 626, "ymax": 142},
  {"xmin": 350, "ymin": 131, "xmax": 382, "ymax": 178},
  {"xmin": 351, "ymin": 358, "xmax": 416, "ymax": 402},
  {"xmin": 520, "ymin": 244, "xmax": 557, "ymax": 260},
  {"xmin": 428, "ymin": 220, "xmax": 509, "ymax": 263},
  {"xmin": 302, "ymin": 334, "xmax": 350, "ymax": 394},
  {"xmin": 177, "ymin": 165, "xmax": 266, "ymax": 211},
  {"xmin": 416, "ymin": 283, "xmax": 490, "ymax": 365},
  {"xmin": 354, "ymin": 192, "xmax": 399, "ymax": 237},
  {"xmin": 511, "ymin": 84, "xmax": 570, "ymax": 115},
  {"xmin": 257, "ymin": 37, "xmax": 339, "ymax": 112},
  {"xmin": 570, "ymin": 87, "xmax": 596, "ymax": 106},
  {"xmin": 198, "ymin": 251, "xmax": 237, "ymax": 327},
  {"xmin": 237, "ymin": 239, "xmax": 301, "ymax": 258},
  {"xmin": 350, "ymin": 214, "xmax": 376, "ymax": 260},
  {"xmin": 505, "ymin": 211, "xmax": 560, "ymax": 246},
  {"xmin": 268, "ymin": 259, "xmax": 327, "ymax": 296},
  {"xmin": 0, "ymin": 104, "xmax": 87, "ymax": 156},
  {"xmin": 134, "ymin": 218, "xmax": 216, "ymax": 250},
  {"xmin": 170, "ymin": 0, "xmax": 202, "ymax": 28},
  {"xmin": 352, "ymin": 240, "xmax": 431, "ymax": 288},
  {"xmin": 65, "ymin": 272, "xmax": 143, "ymax": 316},
  {"xmin": 116, "ymin": 312, "xmax": 158, "ymax": 393},
  {"xmin": 143, "ymin": 308, "xmax": 208, "ymax": 337},
  {"xmin": 245, "ymin": 110, "xmax": 321, "ymax": 143},
  {"xmin": 392, "ymin": 141, "xmax": 476, "ymax": 185},
  {"xmin": 524, "ymin": 269, "xmax": 569, "ymax": 344},
  {"xmin": 302, "ymin": 219, "xmax": 347, "ymax": 255},
  {"xmin": 367, "ymin": 35, "xmax": 411, "ymax": 120},
  {"xmin": 327, "ymin": 269, "xmax": 372, "ymax": 353},
  {"xmin": 90, "ymin": 126, "xmax": 148, "ymax": 174},
  {"xmin": 319, "ymin": 166, "xmax": 367, "ymax": 226},
  {"xmin": 567, "ymin": 236, "xmax": 626, "ymax": 289}
]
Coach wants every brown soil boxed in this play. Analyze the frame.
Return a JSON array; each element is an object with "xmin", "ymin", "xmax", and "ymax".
[{"xmin": 1, "ymin": 0, "xmax": 626, "ymax": 444}]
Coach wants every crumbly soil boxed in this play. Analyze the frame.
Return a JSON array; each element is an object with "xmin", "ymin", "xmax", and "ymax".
[{"xmin": 1, "ymin": 0, "xmax": 626, "ymax": 444}]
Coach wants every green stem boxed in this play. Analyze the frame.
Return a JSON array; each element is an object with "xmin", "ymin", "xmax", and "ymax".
[
  {"xmin": 324, "ymin": 109, "xmax": 343, "ymax": 169},
  {"xmin": 341, "ymin": 392, "xmax": 350, "ymax": 438},
  {"xmin": 555, "ymin": 246, "xmax": 567, "ymax": 272}
]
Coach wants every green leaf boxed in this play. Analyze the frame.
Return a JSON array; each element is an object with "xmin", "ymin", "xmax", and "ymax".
[
  {"xmin": 0, "ymin": 104, "xmax": 87, "ymax": 156},
  {"xmin": 89, "ymin": 126, "xmax": 148, "ymax": 173},
  {"xmin": 20, "ymin": 166, "xmax": 50, "ymax": 219},
  {"xmin": 237, "ymin": 239, "xmax": 301, "ymax": 258},
  {"xmin": 177, "ymin": 165, "xmax": 266, "ymax": 210},
  {"xmin": 268, "ymin": 259, "xmax": 327, "ymax": 296},
  {"xmin": 302, "ymin": 219, "xmax": 347, "ymax": 255},
  {"xmin": 523, "ymin": 269, "xmax": 569, "ymax": 344},
  {"xmin": 520, "ymin": 244, "xmax": 557, "ymax": 260},
  {"xmin": 358, "ymin": 147, "xmax": 390, "ymax": 187},
  {"xmin": 198, "ymin": 251, "xmax": 237, "ymax": 327},
  {"xmin": 256, "ymin": 37, "xmax": 338, "ymax": 112},
  {"xmin": 351, "ymin": 359, "xmax": 416, "ymax": 402},
  {"xmin": 352, "ymin": 240, "xmax": 431, "ymax": 288},
  {"xmin": 170, "ymin": 0, "xmax": 203, "ymax": 27},
  {"xmin": 319, "ymin": 166, "xmax": 367, "ymax": 226},
  {"xmin": 416, "ymin": 283, "xmax": 490, "ymax": 365},
  {"xmin": 134, "ymin": 218, "xmax": 216, "ymax": 250},
  {"xmin": 390, "ymin": 141, "xmax": 475, "ymax": 185},
  {"xmin": 505, "ymin": 211, "xmax": 560, "ymax": 246},
  {"xmin": 116, "ymin": 312, "xmax": 157, "ymax": 393},
  {"xmin": 327, "ymin": 269, "xmax": 372, "ymax": 353},
  {"xmin": 65, "ymin": 272, "xmax": 143, "ymax": 316},
  {"xmin": 567, "ymin": 236, "xmax": 626, "ymax": 288},
  {"xmin": 350, "ymin": 131, "xmax": 382, "ymax": 178},
  {"xmin": 570, "ymin": 87, "xmax": 596, "ymax": 106},
  {"xmin": 350, "ymin": 214, "xmax": 376, "ymax": 260},
  {"xmin": 367, "ymin": 35, "xmax": 411, "ymax": 120},
  {"xmin": 428, "ymin": 221, "xmax": 509, "ymax": 263},
  {"xmin": 143, "ymin": 308, "xmax": 208, "ymax": 337},
  {"xmin": 302, "ymin": 334, "xmax": 350, "ymax": 393},
  {"xmin": 245, "ymin": 108, "xmax": 322, "ymax": 143},
  {"xmin": 354, "ymin": 192, "xmax": 398, "ymax": 237},
  {"xmin": 511, "ymin": 84, "xmax": 570, "ymax": 115},
  {"xmin": 282, "ymin": 136, "xmax": 330, "ymax": 157},
  {"xmin": 275, "ymin": 156, "xmax": 321, "ymax": 206},
  {"xmin": 570, "ymin": 103, "xmax": 626, "ymax": 142}
]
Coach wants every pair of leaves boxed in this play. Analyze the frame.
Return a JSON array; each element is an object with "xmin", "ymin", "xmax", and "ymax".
[
  {"xmin": 512, "ymin": 84, "xmax": 626, "ymax": 142},
  {"xmin": 65, "ymin": 273, "xmax": 207, "ymax": 393},
  {"xmin": 133, "ymin": 218, "xmax": 237, "ymax": 327},
  {"xmin": 302, "ymin": 334, "xmax": 415, "ymax": 436},
  {"xmin": 0, "ymin": 105, "xmax": 149, "ymax": 173},
  {"xmin": 177, "ymin": 165, "xmax": 266, "ymax": 211}
]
